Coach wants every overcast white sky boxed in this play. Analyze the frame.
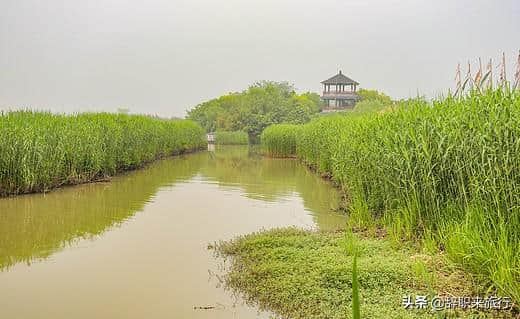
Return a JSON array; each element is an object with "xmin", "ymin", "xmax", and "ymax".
[{"xmin": 1, "ymin": 0, "xmax": 519, "ymax": 117}]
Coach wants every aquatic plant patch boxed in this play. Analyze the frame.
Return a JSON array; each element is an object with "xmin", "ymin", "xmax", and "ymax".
[
  {"xmin": 0, "ymin": 111, "xmax": 206, "ymax": 196},
  {"xmin": 217, "ymin": 228, "xmax": 514, "ymax": 319},
  {"xmin": 260, "ymin": 124, "xmax": 301, "ymax": 157},
  {"xmin": 214, "ymin": 131, "xmax": 249, "ymax": 145}
]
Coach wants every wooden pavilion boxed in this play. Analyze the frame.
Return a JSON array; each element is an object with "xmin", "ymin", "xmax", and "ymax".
[{"xmin": 320, "ymin": 71, "xmax": 360, "ymax": 109}]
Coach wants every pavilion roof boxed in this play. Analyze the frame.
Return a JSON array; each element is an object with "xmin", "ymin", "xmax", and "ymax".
[{"xmin": 321, "ymin": 71, "xmax": 359, "ymax": 85}]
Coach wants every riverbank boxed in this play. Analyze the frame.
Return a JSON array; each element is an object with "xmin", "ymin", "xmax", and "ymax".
[
  {"xmin": 216, "ymin": 228, "xmax": 515, "ymax": 318},
  {"xmin": 257, "ymin": 89, "xmax": 520, "ymax": 308},
  {"xmin": 0, "ymin": 111, "xmax": 206, "ymax": 196}
]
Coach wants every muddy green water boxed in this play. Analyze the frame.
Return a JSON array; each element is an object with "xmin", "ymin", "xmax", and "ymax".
[{"xmin": 0, "ymin": 145, "xmax": 346, "ymax": 319}]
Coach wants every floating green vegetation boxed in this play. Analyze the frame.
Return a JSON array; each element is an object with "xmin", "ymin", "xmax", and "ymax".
[
  {"xmin": 217, "ymin": 228, "xmax": 511, "ymax": 319},
  {"xmin": 214, "ymin": 131, "xmax": 249, "ymax": 145},
  {"xmin": 0, "ymin": 111, "xmax": 206, "ymax": 196},
  {"xmin": 260, "ymin": 124, "xmax": 301, "ymax": 157},
  {"xmin": 261, "ymin": 89, "xmax": 520, "ymax": 307}
]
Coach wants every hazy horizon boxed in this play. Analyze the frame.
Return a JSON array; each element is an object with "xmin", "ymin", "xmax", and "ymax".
[{"xmin": 1, "ymin": 0, "xmax": 519, "ymax": 118}]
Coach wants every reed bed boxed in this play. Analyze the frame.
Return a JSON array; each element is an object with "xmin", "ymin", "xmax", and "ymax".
[
  {"xmin": 214, "ymin": 131, "xmax": 249, "ymax": 145},
  {"xmin": 262, "ymin": 89, "xmax": 520, "ymax": 304},
  {"xmin": 0, "ymin": 111, "xmax": 206, "ymax": 196},
  {"xmin": 260, "ymin": 124, "xmax": 301, "ymax": 157}
]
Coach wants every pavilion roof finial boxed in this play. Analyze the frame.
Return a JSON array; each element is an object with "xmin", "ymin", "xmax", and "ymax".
[{"xmin": 339, "ymin": 70, "xmax": 342, "ymax": 75}]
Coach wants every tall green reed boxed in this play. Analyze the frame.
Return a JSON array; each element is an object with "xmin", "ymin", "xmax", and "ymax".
[
  {"xmin": 0, "ymin": 111, "xmax": 206, "ymax": 196},
  {"xmin": 260, "ymin": 124, "xmax": 301, "ymax": 157},
  {"xmin": 262, "ymin": 89, "xmax": 520, "ymax": 305},
  {"xmin": 214, "ymin": 131, "xmax": 249, "ymax": 145}
]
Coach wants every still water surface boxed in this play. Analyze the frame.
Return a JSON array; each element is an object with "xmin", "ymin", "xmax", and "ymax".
[{"xmin": 0, "ymin": 146, "xmax": 346, "ymax": 319}]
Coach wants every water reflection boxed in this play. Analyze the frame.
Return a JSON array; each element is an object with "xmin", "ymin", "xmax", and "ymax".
[
  {"xmin": 0, "ymin": 146, "xmax": 346, "ymax": 318},
  {"xmin": 201, "ymin": 146, "xmax": 344, "ymax": 227},
  {"xmin": 0, "ymin": 146, "xmax": 345, "ymax": 271},
  {"xmin": 0, "ymin": 155, "xmax": 201, "ymax": 270}
]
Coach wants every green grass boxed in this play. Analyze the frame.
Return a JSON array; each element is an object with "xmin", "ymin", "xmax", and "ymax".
[
  {"xmin": 260, "ymin": 89, "xmax": 520, "ymax": 306},
  {"xmin": 214, "ymin": 131, "xmax": 249, "ymax": 145},
  {"xmin": 260, "ymin": 124, "xmax": 301, "ymax": 157},
  {"xmin": 352, "ymin": 253, "xmax": 361, "ymax": 319},
  {"xmin": 0, "ymin": 111, "xmax": 206, "ymax": 196},
  {"xmin": 217, "ymin": 228, "xmax": 511, "ymax": 319}
]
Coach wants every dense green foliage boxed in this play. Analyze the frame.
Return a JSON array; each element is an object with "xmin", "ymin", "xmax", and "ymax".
[
  {"xmin": 357, "ymin": 88, "xmax": 393, "ymax": 105},
  {"xmin": 0, "ymin": 111, "xmax": 206, "ymax": 196},
  {"xmin": 217, "ymin": 228, "xmax": 496, "ymax": 319},
  {"xmin": 262, "ymin": 89, "xmax": 520, "ymax": 305},
  {"xmin": 351, "ymin": 99, "xmax": 388, "ymax": 114},
  {"xmin": 260, "ymin": 124, "xmax": 301, "ymax": 157},
  {"xmin": 317, "ymin": 89, "xmax": 393, "ymax": 117},
  {"xmin": 187, "ymin": 81, "xmax": 320, "ymax": 141},
  {"xmin": 214, "ymin": 131, "xmax": 249, "ymax": 145}
]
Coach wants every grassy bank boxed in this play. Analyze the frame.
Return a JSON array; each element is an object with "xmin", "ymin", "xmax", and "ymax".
[
  {"xmin": 214, "ymin": 131, "xmax": 249, "ymax": 145},
  {"xmin": 0, "ymin": 111, "xmax": 206, "ymax": 196},
  {"xmin": 217, "ymin": 228, "xmax": 512, "ymax": 318},
  {"xmin": 259, "ymin": 89, "xmax": 520, "ymax": 307}
]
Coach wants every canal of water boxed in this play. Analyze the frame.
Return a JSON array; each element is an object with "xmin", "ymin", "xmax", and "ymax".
[{"xmin": 0, "ymin": 145, "xmax": 346, "ymax": 319}]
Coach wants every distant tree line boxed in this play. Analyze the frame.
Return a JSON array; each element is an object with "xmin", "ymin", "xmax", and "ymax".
[
  {"xmin": 187, "ymin": 81, "xmax": 320, "ymax": 142},
  {"xmin": 357, "ymin": 88, "xmax": 393, "ymax": 105},
  {"xmin": 352, "ymin": 89, "xmax": 394, "ymax": 114}
]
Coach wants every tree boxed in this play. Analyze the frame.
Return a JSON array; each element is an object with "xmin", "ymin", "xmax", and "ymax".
[
  {"xmin": 357, "ymin": 89, "xmax": 392, "ymax": 104},
  {"xmin": 187, "ymin": 81, "xmax": 320, "ymax": 141}
]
